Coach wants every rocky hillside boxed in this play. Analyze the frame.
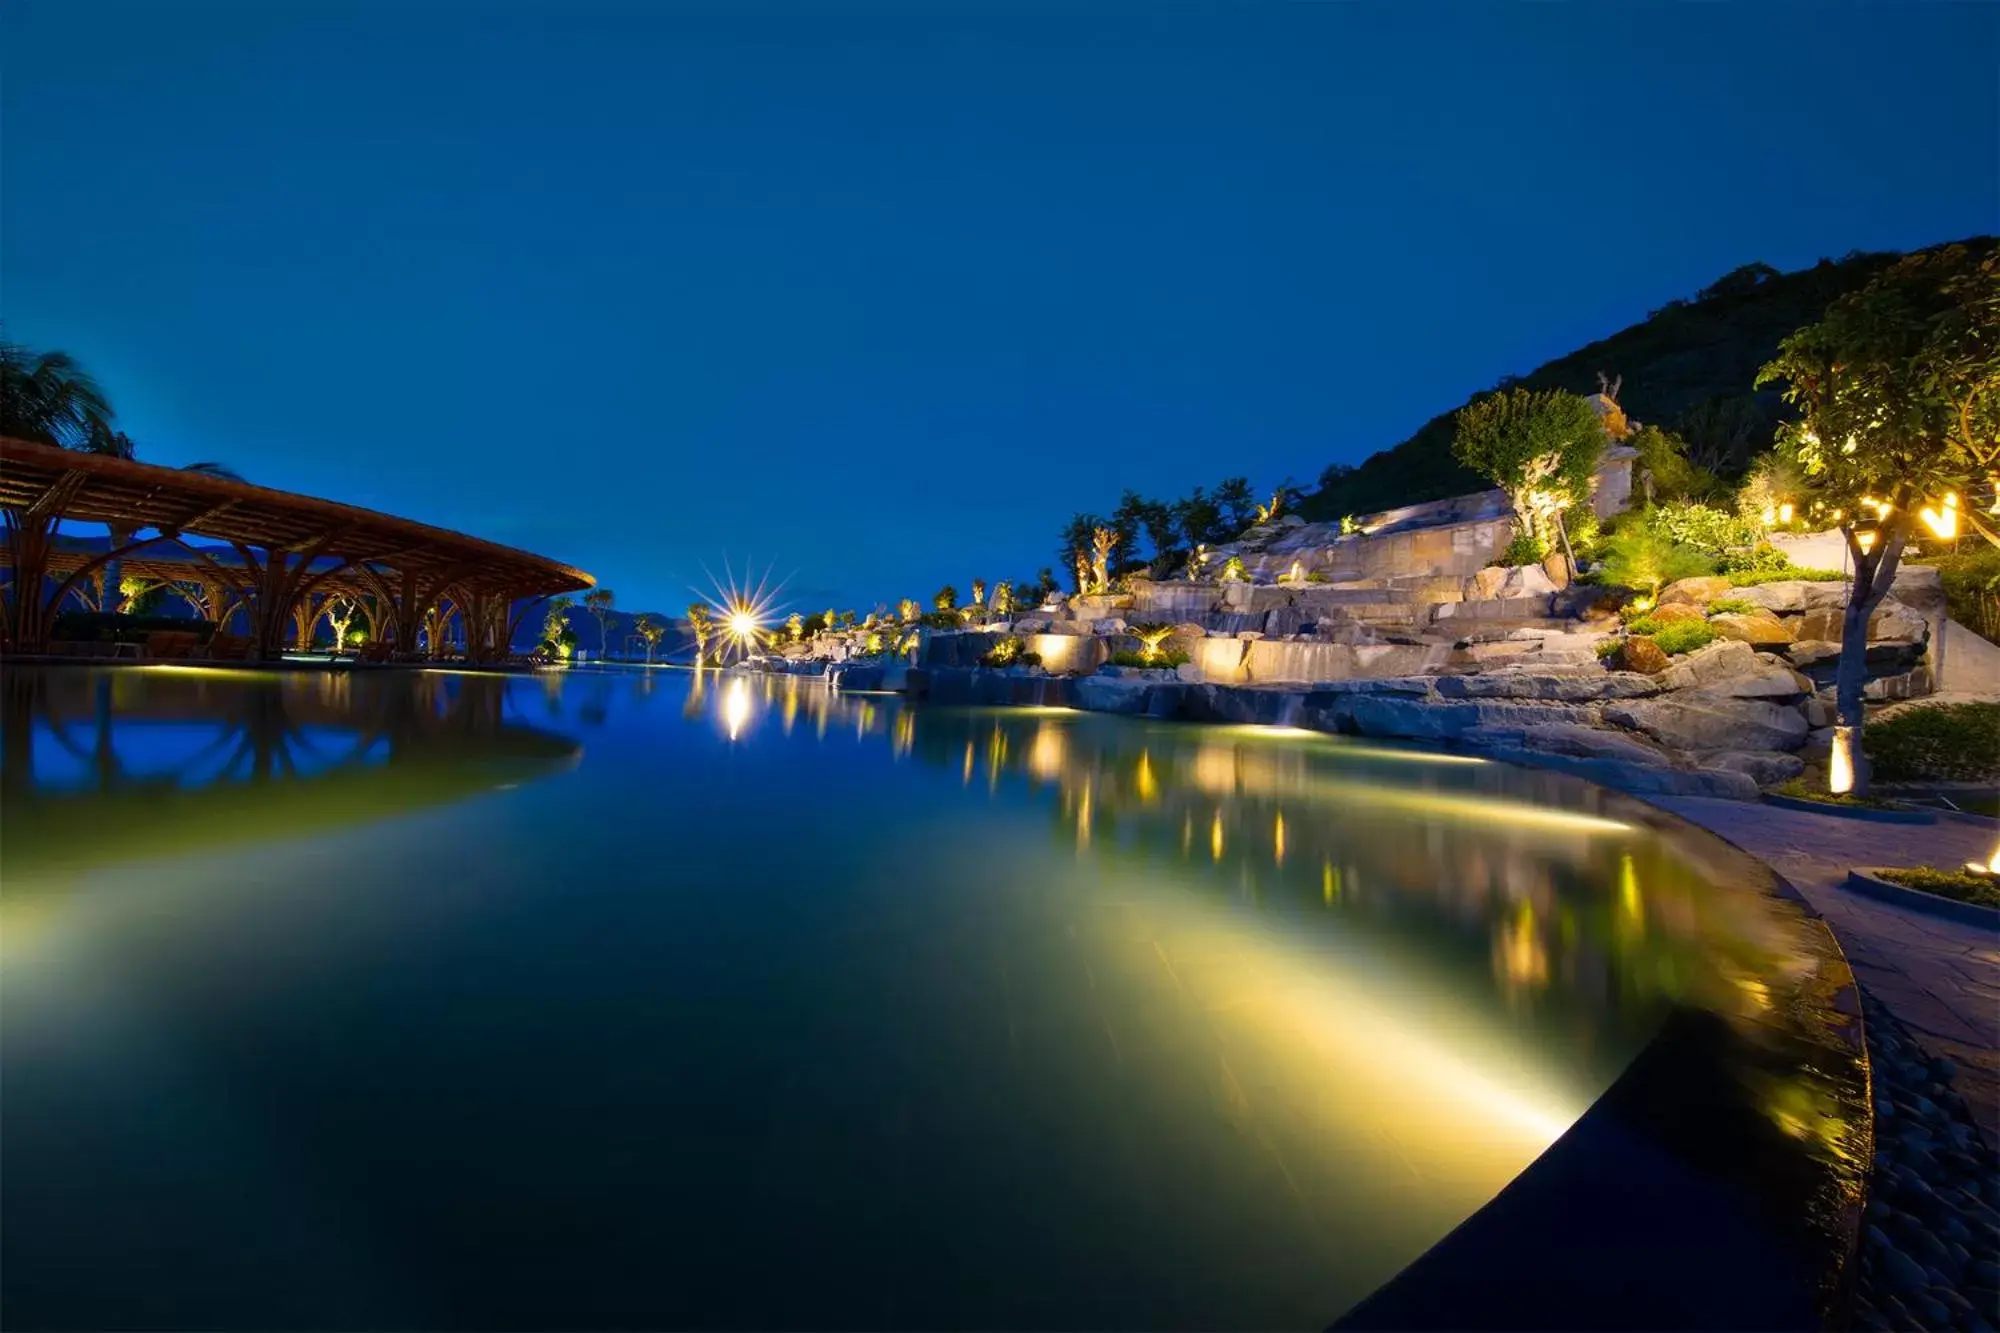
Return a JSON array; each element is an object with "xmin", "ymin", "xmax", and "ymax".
[{"xmin": 1298, "ymin": 237, "xmax": 1997, "ymax": 522}]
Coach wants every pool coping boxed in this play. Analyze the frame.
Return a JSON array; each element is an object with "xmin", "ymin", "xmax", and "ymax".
[{"xmin": 1328, "ymin": 794, "xmax": 1873, "ymax": 1332}]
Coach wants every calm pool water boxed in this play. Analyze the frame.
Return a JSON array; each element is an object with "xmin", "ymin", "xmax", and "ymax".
[{"xmin": 1, "ymin": 665, "xmax": 1851, "ymax": 1329}]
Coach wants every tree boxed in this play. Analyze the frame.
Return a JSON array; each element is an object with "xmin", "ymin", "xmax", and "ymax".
[
  {"xmin": 0, "ymin": 337, "xmax": 114, "ymax": 448},
  {"xmin": 685, "ymin": 602, "xmax": 715, "ymax": 663},
  {"xmin": 583, "ymin": 588, "xmax": 616, "ymax": 661},
  {"xmin": 634, "ymin": 613, "xmax": 666, "ymax": 664},
  {"xmin": 989, "ymin": 581, "xmax": 1015, "ymax": 616},
  {"xmin": 785, "ymin": 612, "xmax": 805, "ymax": 642},
  {"xmin": 1088, "ymin": 526, "xmax": 1118, "ymax": 593},
  {"xmin": 1629, "ymin": 425, "xmax": 1718, "ymax": 505},
  {"xmin": 1450, "ymin": 387, "xmax": 1607, "ymax": 573},
  {"xmin": 1057, "ymin": 512, "xmax": 1104, "ymax": 588},
  {"xmin": 933, "ymin": 585, "xmax": 958, "ymax": 612},
  {"xmin": 541, "ymin": 595, "xmax": 577, "ymax": 659},
  {"xmin": 897, "ymin": 597, "xmax": 921, "ymax": 623},
  {"xmin": 324, "ymin": 595, "xmax": 361, "ymax": 650},
  {"xmin": 1172, "ymin": 488, "xmax": 1223, "ymax": 549},
  {"xmin": 180, "ymin": 461, "xmax": 245, "ymax": 480},
  {"xmin": 1033, "ymin": 568, "xmax": 1058, "ymax": 604},
  {"xmin": 1213, "ymin": 477, "xmax": 1256, "ymax": 533},
  {"xmin": 1757, "ymin": 241, "xmax": 2000, "ymax": 794},
  {"xmin": 970, "ymin": 579, "xmax": 986, "ymax": 607}
]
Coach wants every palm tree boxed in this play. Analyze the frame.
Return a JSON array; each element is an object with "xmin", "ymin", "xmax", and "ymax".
[
  {"xmin": 686, "ymin": 603, "xmax": 715, "ymax": 663},
  {"xmin": 0, "ymin": 337, "xmax": 114, "ymax": 448},
  {"xmin": 180, "ymin": 461, "xmax": 245, "ymax": 481},
  {"xmin": 633, "ymin": 613, "xmax": 666, "ymax": 664},
  {"xmin": 583, "ymin": 588, "xmax": 616, "ymax": 662}
]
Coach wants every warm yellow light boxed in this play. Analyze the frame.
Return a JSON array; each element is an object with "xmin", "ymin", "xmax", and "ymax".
[
  {"xmin": 1759, "ymin": 505, "xmax": 1777, "ymax": 527},
  {"xmin": 1777, "ymin": 502, "xmax": 1794, "ymax": 523},
  {"xmin": 1828, "ymin": 726, "xmax": 1857, "ymax": 795},
  {"xmin": 1920, "ymin": 505, "xmax": 1959, "ymax": 540},
  {"xmin": 1273, "ymin": 811, "xmax": 1286, "ymax": 866},
  {"xmin": 1855, "ymin": 529, "xmax": 1877, "ymax": 554},
  {"xmin": 1210, "ymin": 810, "xmax": 1225, "ymax": 862},
  {"xmin": 729, "ymin": 611, "xmax": 757, "ymax": 638},
  {"xmin": 723, "ymin": 677, "xmax": 752, "ymax": 740},
  {"xmin": 1134, "ymin": 750, "xmax": 1159, "ymax": 803}
]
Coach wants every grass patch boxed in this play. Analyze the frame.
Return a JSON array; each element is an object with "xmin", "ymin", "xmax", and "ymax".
[
  {"xmin": 1865, "ymin": 702, "xmax": 2000, "ymax": 784},
  {"xmin": 1770, "ymin": 777, "xmax": 1903, "ymax": 810},
  {"xmin": 1649, "ymin": 620, "xmax": 1718, "ymax": 655},
  {"xmin": 1706, "ymin": 597, "xmax": 1757, "ymax": 615},
  {"xmin": 1726, "ymin": 566, "xmax": 1847, "ymax": 586},
  {"xmin": 1876, "ymin": 866, "xmax": 2000, "ymax": 910},
  {"xmin": 1106, "ymin": 649, "xmax": 1189, "ymax": 669}
]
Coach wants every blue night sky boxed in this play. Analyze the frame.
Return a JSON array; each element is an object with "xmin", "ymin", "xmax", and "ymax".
[{"xmin": 5, "ymin": 2, "xmax": 1995, "ymax": 614}]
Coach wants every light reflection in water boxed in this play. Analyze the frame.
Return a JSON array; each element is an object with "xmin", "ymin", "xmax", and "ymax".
[{"xmin": 0, "ymin": 666, "xmax": 1867, "ymax": 1333}]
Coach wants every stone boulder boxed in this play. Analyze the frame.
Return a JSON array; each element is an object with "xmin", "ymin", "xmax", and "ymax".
[
  {"xmin": 1498, "ymin": 564, "xmax": 1559, "ymax": 598},
  {"xmin": 1618, "ymin": 636, "xmax": 1672, "ymax": 675},
  {"xmin": 1735, "ymin": 580, "xmax": 1850, "ymax": 615},
  {"xmin": 1659, "ymin": 575, "xmax": 1733, "ymax": 607},
  {"xmin": 1864, "ymin": 666, "xmax": 1935, "ymax": 701},
  {"xmin": 1889, "ymin": 565, "xmax": 1946, "ymax": 617},
  {"xmin": 1091, "ymin": 617, "xmax": 1128, "ymax": 635},
  {"xmin": 1338, "ymin": 695, "xmax": 1599, "ymax": 742},
  {"xmin": 1647, "ymin": 603, "xmax": 1707, "ymax": 627},
  {"xmin": 1465, "ymin": 566, "xmax": 1511, "ymax": 600},
  {"xmin": 1703, "ymin": 750, "xmax": 1806, "ymax": 787},
  {"xmin": 1792, "ymin": 598, "xmax": 1926, "ymax": 646},
  {"xmin": 1707, "ymin": 610, "xmax": 1794, "ymax": 649},
  {"xmin": 1073, "ymin": 674, "xmax": 1186, "ymax": 717},
  {"xmin": 1011, "ymin": 616, "xmax": 1054, "ymax": 634},
  {"xmin": 1432, "ymin": 669, "xmax": 1662, "ymax": 702},
  {"xmin": 1787, "ymin": 640, "xmax": 1840, "ymax": 670},
  {"xmin": 1264, "ymin": 607, "xmax": 1308, "ymax": 638},
  {"xmin": 1458, "ymin": 721, "xmax": 1669, "ymax": 766},
  {"xmin": 1165, "ymin": 621, "xmax": 1210, "ymax": 656},
  {"xmin": 1604, "ymin": 695, "xmax": 1809, "ymax": 752}
]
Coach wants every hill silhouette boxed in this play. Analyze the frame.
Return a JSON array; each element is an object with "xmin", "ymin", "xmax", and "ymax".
[{"xmin": 1298, "ymin": 237, "xmax": 1995, "ymax": 521}]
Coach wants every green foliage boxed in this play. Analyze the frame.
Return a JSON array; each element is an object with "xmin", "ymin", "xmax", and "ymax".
[
  {"xmin": 978, "ymin": 637, "xmax": 1037, "ymax": 668},
  {"xmin": 1923, "ymin": 546, "xmax": 2000, "ymax": 645},
  {"xmin": 1650, "ymin": 501, "xmax": 1757, "ymax": 556},
  {"xmin": 0, "ymin": 335, "xmax": 117, "ymax": 449},
  {"xmin": 920, "ymin": 610, "xmax": 959, "ymax": 629},
  {"xmin": 1106, "ymin": 649, "xmax": 1190, "ymax": 669},
  {"xmin": 1564, "ymin": 507, "xmax": 1603, "ymax": 565},
  {"xmin": 1213, "ymin": 477, "xmax": 1256, "ymax": 533},
  {"xmin": 1864, "ymin": 702, "xmax": 2000, "ymax": 784},
  {"xmin": 1450, "ymin": 387, "xmax": 1605, "ymax": 546},
  {"xmin": 1597, "ymin": 510, "xmax": 1717, "ymax": 594},
  {"xmin": 1718, "ymin": 542, "xmax": 1794, "ymax": 577},
  {"xmin": 1594, "ymin": 637, "xmax": 1622, "ymax": 659},
  {"xmin": 932, "ymin": 584, "xmax": 958, "ymax": 612},
  {"xmin": 1497, "ymin": 529, "xmax": 1548, "ymax": 567},
  {"xmin": 1706, "ymin": 597, "xmax": 1757, "ymax": 616},
  {"xmin": 1629, "ymin": 424, "xmax": 1719, "ymax": 504},
  {"xmin": 1734, "ymin": 452, "xmax": 1810, "ymax": 523},
  {"xmin": 1758, "ymin": 241, "xmax": 2000, "ymax": 545},
  {"xmin": 1874, "ymin": 866, "xmax": 2000, "ymax": 910},
  {"xmin": 1725, "ymin": 565, "xmax": 1848, "ymax": 586},
  {"xmin": 51, "ymin": 612, "xmax": 215, "ymax": 643},
  {"xmin": 1649, "ymin": 620, "xmax": 1718, "ymax": 655}
]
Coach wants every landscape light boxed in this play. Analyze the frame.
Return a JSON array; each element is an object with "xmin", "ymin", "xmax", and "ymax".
[
  {"xmin": 1919, "ymin": 493, "xmax": 1960, "ymax": 540},
  {"xmin": 1828, "ymin": 726, "xmax": 1858, "ymax": 795},
  {"xmin": 1777, "ymin": 502, "xmax": 1794, "ymax": 523}
]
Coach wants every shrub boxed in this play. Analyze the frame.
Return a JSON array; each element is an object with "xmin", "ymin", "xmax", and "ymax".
[
  {"xmin": 1594, "ymin": 638, "xmax": 1622, "ymax": 659},
  {"xmin": 1864, "ymin": 702, "xmax": 2000, "ymax": 784},
  {"xmin": 1649, "ymin": 620, "xmax": 1718, "ymax": 655},
  {"xmin": 1651, "ymin": 501, "xmax": 1757, "ymax": 556},
  {"xmin": 1624, "ymin": 616, "xmax": 1660, "ymax": 636},
  {"xmin": 1923, "ymin": 546, "xmax": 2000, "ymax": 645},
  {"xmin": 1718, "ymin": 542, "xmax": 1793, "ymax": 578},
  {"xmin": 1497, "ymin": 529, "xmax": 1548, "ymax": 567},
  {"xmin": 51, "ymin": 612, "xmax": 216, "ymax": 644},
  {"xmin": 1726, "ymin": 565, "xmax": 1848, "ymax": 586},
  {"xmin": 1105, "ymin": 649, "xmax": 1190, "ymax": 669},
  {"xmin": 1706, "ymin": 597, "xmax": 1757, "ymax": 616},
  {"xmin": 1597, "ymin": 510, "xmax": 1716, "ymax": 594},
  {"xmin": 1875, "ymin": 866, "xmax": 2000, "ymax": 910}
]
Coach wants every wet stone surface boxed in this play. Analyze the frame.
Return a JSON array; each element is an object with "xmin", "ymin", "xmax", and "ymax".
[{"xmin": 1852, "ymin": 987, "xmax": 2000, "ymax": 1332}]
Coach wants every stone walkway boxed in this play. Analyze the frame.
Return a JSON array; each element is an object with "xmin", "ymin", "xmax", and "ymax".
[{"xmin": 1651, "ymin": 796, "xmax": 2000, "ymax": 1150}]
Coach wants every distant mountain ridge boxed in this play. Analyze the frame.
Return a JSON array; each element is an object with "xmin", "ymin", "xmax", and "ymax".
[{"xmin": 1298, "ymin": 236, "xmax": 1997, "ymax": 522}]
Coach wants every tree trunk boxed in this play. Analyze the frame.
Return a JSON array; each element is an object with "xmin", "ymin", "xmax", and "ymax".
[
  {"xmin": 1832, "ymin": 524, "xmax": 1908, "ymax": 798},
  {"xmin": 1553, "ymin": 509, "xmax": 1580, "ymax": 582}
]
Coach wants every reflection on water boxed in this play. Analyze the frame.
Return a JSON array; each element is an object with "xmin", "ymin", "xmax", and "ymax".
[{"xmin": 0, "ymin": 666, "xmax": 1862, "ymax": 1331}]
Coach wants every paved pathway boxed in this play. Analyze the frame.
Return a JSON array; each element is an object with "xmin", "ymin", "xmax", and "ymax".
[{"xmin": 1651, "ymin": 796, "xmax": 2000, "ymax": 1149}]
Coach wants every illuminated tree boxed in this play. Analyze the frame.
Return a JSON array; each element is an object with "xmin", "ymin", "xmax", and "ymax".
[
  {"xmin": 1756, "ymin": 241, "xmax": 1999, "ymax": 794},
  {"xmin": 990, "ymin": 581, "xmax": 1015, "ymax": 616},
  {"xmin": 1451, "ymin": 387, "xmax": 1606, "ymax": 573},
  {"xmin": 898, "ymin": 597, "xmax": 920, "ymax": 623},
  {"xmin": 785, "ymin": 612, "xmax": 805, "ymax": 642},
  {"xmin": 583, "ymin": 588, "xmax": 616, "ymax": 661},
  {"xmin": 933, "ymin": 585, "xmax": 958, "ymax": 612},
  {"xmin": 685, "ymin": 602, "xmax": 714, "ymax": 663},
  {"xmin": 1089, "ymin": 526, "xmax": 1117, "ymax": 592},
  {"xmin": 970, "ymin": 578, "xmax": 986, "ymax": 607},
  {"xmin": 634, "ymin": 613, "xmax": 666, "ymax": 664},
  {"xmin": 324, "ymin": 595, "xmax": 360, "ymax": 650}
]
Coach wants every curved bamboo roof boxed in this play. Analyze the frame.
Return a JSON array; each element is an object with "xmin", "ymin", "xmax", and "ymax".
[{"xmin": 0, "ymin": 436, "xmax": 592, "ymax": 598}]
